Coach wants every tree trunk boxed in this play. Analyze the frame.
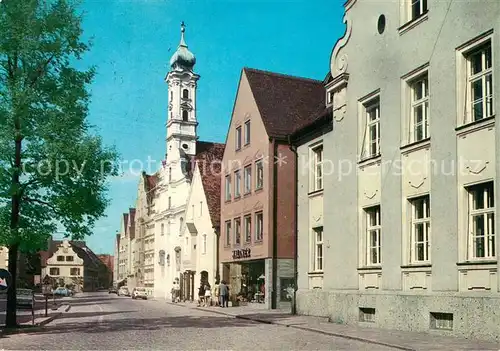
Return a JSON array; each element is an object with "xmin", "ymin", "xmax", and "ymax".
[{"xmin": 5, "ymin": 130, "xmax": 23, "ymax": 328}]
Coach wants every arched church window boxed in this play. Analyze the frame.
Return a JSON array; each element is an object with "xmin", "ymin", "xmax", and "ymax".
[
  {"xmin": 182, "ymin": 110, "xmax": 188, "ymax": 121},
  {"xmin": 182, "ymin": 89, "xmax": 189, "ymax": 99},
  {"xmin": 179, "ymin": 217, "xmax": 184, "ymax": 233}
]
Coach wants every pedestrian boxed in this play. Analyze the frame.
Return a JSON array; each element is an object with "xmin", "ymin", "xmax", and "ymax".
[
  {"xmin": 213, "ymin": 280, "xmax": 220, "ymax": 307},
  {"xmin": 197, "ymin": 284, "xmax": 205, "ymax": 307},
  {"xmin": 173, "ymin": 280, "xmax": 181, "ymax": 302},
  {"xmin": 204, "ymin": 283, "xmax": 211, "ymax": 307},
  {"xmin": 219, "ymin": 280, "xmax": 229, "ymax": 308}
]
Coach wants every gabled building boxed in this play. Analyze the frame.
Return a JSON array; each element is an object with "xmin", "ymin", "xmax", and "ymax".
[
  {"xmin": 179, "ymin": 141, "xmax": 225, "ymax": 301},
  {"xmin": 219, "ymin": 68, "xmax": 325, "ymax": 309},
  {"xmin": 291, "ymin": 0, "xmax": 500, "ymax": 343},
  {"xmin": 42, "ymin": 238, "xmax": 109, "ymax": 292}
]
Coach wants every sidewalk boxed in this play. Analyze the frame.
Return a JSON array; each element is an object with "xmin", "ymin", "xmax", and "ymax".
[{"xmin": 164, "ymin": 300, "xmax": 500, "ymax": 351}]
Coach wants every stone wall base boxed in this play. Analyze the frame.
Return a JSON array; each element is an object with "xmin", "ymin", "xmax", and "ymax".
[{"xmin": 296, "ymin": 289, "xmax": 500, "ymax": 343}]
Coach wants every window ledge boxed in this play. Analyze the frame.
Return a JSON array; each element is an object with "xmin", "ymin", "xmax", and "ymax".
[
  {"xmin": 357, "ymin": 266, "xmax": 382, "ymax": 272},
  {"xmin": 255, "ymin": 187, "xmax": 263, "ymax": 193},
  {"xmin": 400, "ymin": 138, "xmax": 430, "ymax": 155},
  {"xmin": 401, "ymin": 264, "xmax": 432, "ymax": 272},
  {"xmin": 308, "ymin": 189, "xmax": 324, "ymax": 198},
  {"xmin": 456, "ymin": 260, "xmax": 497, "ymax": 268},
  {"xmin": 254, "ymin": 240, "xmax": 263, "ymax": 245},
  {"xmin": 456, "ymin": 115, "xmax": 495, "ymax": 137},
  {"xmin": 308, "ymin": 271, "xmax": 324, "ymax": 276},
  {"xmin": 358, "ymin": 154, "xmax": 381, "ymax": 168},
  {"xmin": 398, "ymin": 12, "xmax": 429, "ymax": 35},
  {"xmin": 243, "ymin": 192, "xmax": 252, "ymax": 198}
]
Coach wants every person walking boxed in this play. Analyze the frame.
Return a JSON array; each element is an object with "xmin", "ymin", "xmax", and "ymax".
[
  {"xmin": 219, "ymin": 280, "xmax": 229, "ymax": 308},
  {"xmin": 197, "ymin": 284, "xmax": 205, "ymax": 307},
  {"xmin": 204, "ymin": 283, "xmax": 211, "ymax": 307},
  {"xmin": 213, "ymin": 280, "xmax": 220, "ymax": 307}
]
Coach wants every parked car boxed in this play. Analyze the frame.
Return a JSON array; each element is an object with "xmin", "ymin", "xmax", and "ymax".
[
  {"xmin": 53, "ymin": 287, "xmax": 72, "ymax": 297},
  {"xmin": 108, "ymin": 287, "xmax": 118, "ymax": 294},
  {"xmin": 118, "ymin": 287, "xmax": 130, "ymax": 296},
  {"xmin": 131, "ymin": 287, "xmax": 147, "ymax": 300},
  {"xmin": 16, "ymin": 288, "xmax": 34, "ymax": 309}
]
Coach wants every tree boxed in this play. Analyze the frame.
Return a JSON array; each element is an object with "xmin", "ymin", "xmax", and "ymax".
[{"xmin": 0, "ymin": 0, "xmax": 119, "ymax": 327}]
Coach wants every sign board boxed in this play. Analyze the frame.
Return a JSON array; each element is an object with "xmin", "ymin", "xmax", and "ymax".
[
  {"xmin": 0, "ymin": 269, "xmax": 12, "ymax": 292},
  {"xmin": 232, "ymin": 248, "xmax": 251, "ymax": 260},
  {"xmin": 42, "ymin": 284, "xmax": 52, "ymax": 295}
]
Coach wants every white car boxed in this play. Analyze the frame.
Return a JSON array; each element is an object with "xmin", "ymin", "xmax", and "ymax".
[
  {"xmin": 132, "ymin": 287, "xmax": 147, "ymax": 300},
  {"xmin": 17, "ymin": 288, "xmax": 34, "ymax": 309}
]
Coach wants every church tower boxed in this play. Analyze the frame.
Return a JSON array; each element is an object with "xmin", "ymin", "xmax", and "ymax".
[{"xmin": 165, "ymin": 22, "xmax": 200, "ymax": 162}]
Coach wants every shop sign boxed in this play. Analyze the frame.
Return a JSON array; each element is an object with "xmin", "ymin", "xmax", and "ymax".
[{"xmin": 232, "ymin": 248, "xmax": 251, "ymax": 260}]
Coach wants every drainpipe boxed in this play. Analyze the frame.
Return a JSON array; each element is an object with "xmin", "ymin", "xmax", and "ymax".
[
  {"xmin": 288, "ymin": 135, "xmax": 298, "ymax": 315},
  {"xmin": 271, "ymin": 137, "xmax": 278, "ymax": 310},
  {"xmin": 214, "ymin": 225, "xmax": 220, "ymax": 282}
]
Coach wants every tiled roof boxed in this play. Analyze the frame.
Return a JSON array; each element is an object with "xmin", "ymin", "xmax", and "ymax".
[
  {"xmin": 128, "ymin": 208, "xmax": 136, "ymax": 240},
  {"xmin": 143, "ymin": 172, "xmax": 159, "ymax": 204},
  {"xmin": 40, "ymin": 238, "xmax": 101, "ymax": 270},
  {"xmin": 122, "ymin": 213, "xmax": 129, "ymax": 237},
  {"xmin": 290, "ymin": 106, "xmax": 333, "ymax": 141},
  {"xmin": 193, "ymin": 141, "xmax": 225, "ymax": 228},
  {"xmin": 244, "ymin": 68, "xmax": 326, "ymax": 138}
]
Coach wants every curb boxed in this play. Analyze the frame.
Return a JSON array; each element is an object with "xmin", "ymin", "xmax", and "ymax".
[{"xmin": 165, "ymin": 300, "xmax": 413, "ymax": 351}]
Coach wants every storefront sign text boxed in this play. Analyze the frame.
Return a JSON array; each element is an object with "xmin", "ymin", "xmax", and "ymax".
[{"xmin": 232, "ymin": 248, "xmax": 251, "ymax": 259}]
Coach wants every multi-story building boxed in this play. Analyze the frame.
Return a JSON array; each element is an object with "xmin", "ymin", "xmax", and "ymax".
[
  {"xmin": 293, "ymin": 0, "xmax": 500, "ymax": 342},
  {"xmin": 179, "ymin": 141, "xmax": 225, "ymax": 301},
  {"xmin": 41, "ymin": 238, "xmax": 108, "ymax": 292},
  {"xmin": 97, "ymin": 254, "xmax": 114, "ymax": 287},
  {"xmin": 113, "ymin": 234, "xmax": 119, "ymax": 287},
  {"xmin": 219, "ymin": 68, "xmax": 324, "ymax": 309}
]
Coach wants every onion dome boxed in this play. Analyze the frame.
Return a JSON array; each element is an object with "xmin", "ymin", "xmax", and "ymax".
[{"xmin": 169, "ymin": 22, "xmax": 196, "ymax": 70}]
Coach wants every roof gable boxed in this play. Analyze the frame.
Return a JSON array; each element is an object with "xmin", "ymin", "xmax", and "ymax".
[{"xmin": 243, "ymin": 68, "xmax": 326, "ymax": 138}]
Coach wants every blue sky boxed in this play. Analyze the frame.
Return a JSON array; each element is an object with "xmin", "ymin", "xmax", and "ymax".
[{"xmin": 71, "ymin": 0, "xmax": 345, "ymax": 254}]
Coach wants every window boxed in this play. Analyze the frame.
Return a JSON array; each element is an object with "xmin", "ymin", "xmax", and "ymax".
[
  {"xmin": 170, "ymin": 91, "xmax": 173, "ymax": 101},
  {"xmin": 179, "ymin": 217, "xmax": 184, "ymax": 234},
  {"xmin": 182, "ymin": 110, "xmax": 188, "ymax": 121},
  {"xmin": 244, "ymin": 120, "xmax": 251, "ymax": 145},
  {"xmin": 56, "ymin": 256, "xmax": 64, "ymax": 262},
  {"xmin": 225, "ymin": 175, "xmax": 231, "ymax": 201},
  {"xmin": 182, "ymin": 89, "xmax": 189, "ymax": 99},
  {"xmin": 49, "ymin": 268, "xmax": 59, "ymax": 275},
  {"xmin": 225, "ymin": 220, "xmax": 231, "ymax": 246},
  {"xmin": 409, "ymin": 74, "xmax": 429, "ymax": 142},
  {"xmin": 362, "ymin": 98, "xmax": 380, "ymax": 158},
  {"xmin": 199, "ymin": 201, "xmax": 203, "ymax": 216},
  {"xmin": 255, "ymin": 160, "xmax": 264, "ymax": 190},
  {"xmin": 410, "ymin": 196, "xmax": 430, "ymax": 262},
  {"xmin": 313, "ymin": 227, "xmax": 323, "ymax": 271},
  {"xmin": 161, "ymin": 223, "xmax": 164, "ymax": 236},
  {"xmin": 244, "ymin": 165, "xmax": 252, "ymax": 194},
  {"xmin": 467, "ymin": 182, "xmax": 495, "ymax": 259},
  {"xmin": 465, "ymin": 42, "xmax": 493, "ymax": 122},
  {"xmin": 191, "ymin": 204, "xmax": 195, "ymax": 219},
  {"xmin": 202, "ymin": 234, "xmax": 207, "ymax": 254},
  {"xmin": 65, "ymin": 256, "xmax": 74, "ymax": 262},
  {"xmin": 167, "ymin": 221, "xmax": 171, "ymax": 235},
  {"xmin": 244, "ymin": 215, "xmax": 251, "ymax": 243},
  {"xmin": 234, "ymin": 218, "xmax": 241, "ymax": 246},
  {"xmin": 70, "ymin": 268, "xmax": 80, "ymax": 276},
  {"xmin": 366, "ymin": 206, "xmax": 381, "ymax": 265},
  {"xmin": 234, "ymin": 170, "xmax": 241, "ymax": 198},
  {"xmin": 403, "ymin": 0, "xmax": 427, "ymax": 24},
  {"xmin": 235, "ymin": 126, "xmax": 242, "ymax": 150},
  {"xmin": 311, "ymin": 145, "xmax": 323, "ymax": 191},
  {"xmin": 168, "ymin": 196, "xmax": 172, "ymax": 209},
  {"xmin": 255, "ymin": 212, "xmax": 263, "ymax": 241},
  {"xmin": 169, "ymin": 167, "xmax": 172, "ymax": 182}
]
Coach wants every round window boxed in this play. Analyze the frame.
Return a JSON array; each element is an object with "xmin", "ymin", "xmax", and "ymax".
[
  {"xmin": 182, "ymin": 143, "xmax": 188, "ymax": 150},
  {"xmin": 377, "ymin": 15, "xmax": 386, "ymax": 34}
]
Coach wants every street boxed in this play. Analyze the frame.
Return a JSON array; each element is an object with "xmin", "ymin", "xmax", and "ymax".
[{"xmin": 0, "ymin": 292, "xmax": 392, "ymax": 350}]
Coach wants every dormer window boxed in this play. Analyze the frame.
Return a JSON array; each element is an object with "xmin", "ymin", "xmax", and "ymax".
[
  {"xmin": 182, "ymin": 89, "xmax": 189, "ymax": 99},
  {"xmin": 182, "ymin": 110, "xmax": 188, "ymax": 121}
]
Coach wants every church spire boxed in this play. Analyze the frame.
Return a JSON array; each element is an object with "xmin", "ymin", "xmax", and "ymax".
[{"xmin": 169, "ymin": 21, "xmax": 196, "ymax": 70}]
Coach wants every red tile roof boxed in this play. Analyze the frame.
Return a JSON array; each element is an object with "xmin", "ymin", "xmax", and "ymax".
[
  {"xmin": 244, "ymin": 68, "xmax": 326, "ymax": 138},
  {"xmin": 128, "ymin": 208, "xmax": 136, "ymax": 240},
  {"xmin": 192, "ymin": 141, "xmax": 225, "ymax": 228}
]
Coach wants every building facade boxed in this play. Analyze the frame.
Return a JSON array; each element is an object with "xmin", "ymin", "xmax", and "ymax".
[
  {"xmin": 294, "ymin": 0, "xmax": 500, "ymax": 342},
  {"xmin": 97, "ymin": 254, "xmax": 114, "ymax": 288},
  {"xmin": 180, "ymin": 142, "xmax": 224, "ymax": 300},
  {"xmin": 220, "ymin": 68, "xmax": 324, "ymax": 309}
]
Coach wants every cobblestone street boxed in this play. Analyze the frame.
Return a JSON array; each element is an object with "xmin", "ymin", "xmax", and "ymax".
[{"xmin": 1, "ymin": 293, "xmax": 499, "ymax": 350}]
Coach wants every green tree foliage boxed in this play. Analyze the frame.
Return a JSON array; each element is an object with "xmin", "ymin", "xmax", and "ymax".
[{"xmin": 0, "ymin": 0, "xmax": 119, "ymax": 327}]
